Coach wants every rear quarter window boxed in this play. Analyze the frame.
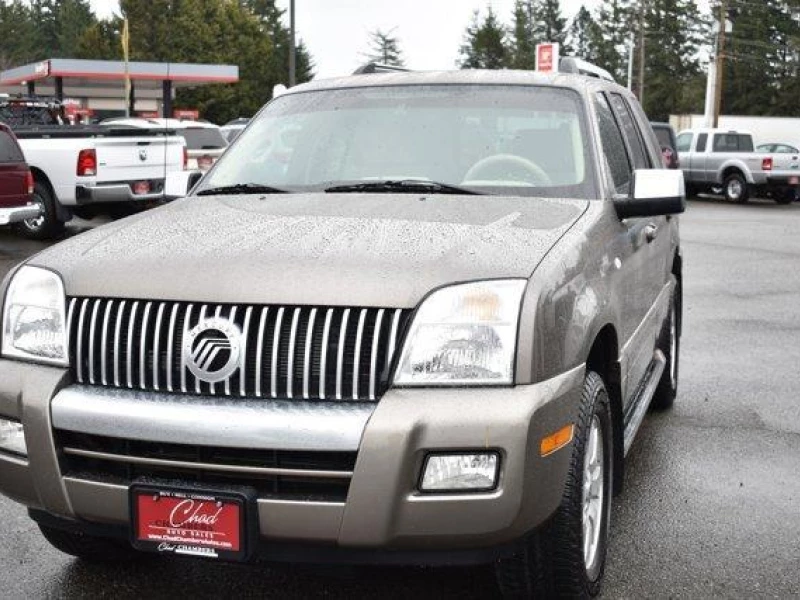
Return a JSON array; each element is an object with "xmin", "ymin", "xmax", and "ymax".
[
  {"xmin": 182, "ymin": 128, "xmax": 228, "ymax": 150},
  {"xmin": 0, "ymin": 129, "xmax": 24, "ymax": 163},
  {"xmin": 713, "ymin": 134, "xmax": 754, "ymax": 152}
]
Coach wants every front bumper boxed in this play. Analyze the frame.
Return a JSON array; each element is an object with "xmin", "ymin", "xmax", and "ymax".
[
  {"xmin": 0, "ymin": 358, "xmax": 585, "ymax": 560},
  {"xmin": 75, "ymin": 180, "xmax": 165, "ymax": 204},
  {"xmin": 0, "ymin": 203, "xmax": 42, "ymax": 226}
]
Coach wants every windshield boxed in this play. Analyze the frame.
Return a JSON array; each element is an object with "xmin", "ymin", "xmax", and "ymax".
[{"xmin": 201, "ymin": 84, "xmax": 597, "ymax": 198}]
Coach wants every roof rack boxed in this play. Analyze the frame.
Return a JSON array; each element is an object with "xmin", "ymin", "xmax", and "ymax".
[
  {"xmin": 559, "ymin": 57, "xmax": 615, "ymax": 83},
  {"xmin": 352, "ymin": 63, "xmax": 410, "ymax": 75}
]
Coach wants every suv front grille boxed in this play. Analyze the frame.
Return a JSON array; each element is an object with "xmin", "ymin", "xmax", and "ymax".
[
  {"xmin": 66, "ymin": 298, "xmax": 409, "ymax": 401},
  {"xmin": 57, "ymin": 430, "xmax": 356, "ymax": 502}
]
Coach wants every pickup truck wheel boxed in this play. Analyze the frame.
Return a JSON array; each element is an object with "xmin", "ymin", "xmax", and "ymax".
[
  {"xmin": 495, "ymin": 371, "xmax": 612, "ymax": 599},
  {"xmin": 774, "ymin": 190, "xmax": 795, "ymax": 205},
  {"xmin": 37, "ymin": 524, "xmax": 140, "ymax": 562},
  {"xmin": 13, "ymin": 181, "xmax": 65, "ymax": 240},
  {"xmin": 723, "ymin": 173, "xmax": 749, "ymax": 203},
  {"xmin": 651, "ymin": 284, "xmax": 680, "ymax": 410}
]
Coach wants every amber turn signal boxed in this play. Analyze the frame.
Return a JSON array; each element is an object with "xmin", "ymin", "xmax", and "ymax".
[{"xmin": 540, "ymin": 424, "xmax": 575, "ymax": 457}]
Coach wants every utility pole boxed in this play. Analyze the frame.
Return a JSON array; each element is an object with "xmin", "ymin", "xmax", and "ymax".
[
  {"xmin": 637, "ymin": 0, "xmax": 646, "ymax": 103},
  {"xmin": 288, "ymin": 0, "xmax": 296, "ymax": 87},
  {"xmin": 712, "ymin": 0, "xmax": 728, "ymax": 127}
]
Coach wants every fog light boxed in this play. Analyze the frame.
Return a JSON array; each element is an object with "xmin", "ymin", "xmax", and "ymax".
[
  {"xmin": 0, "ymin": 418, "xmax": 27, "ymax": 456},
  {"xmin": 420, "ymin": 452, "xmax": 499, "ymax": 492}
]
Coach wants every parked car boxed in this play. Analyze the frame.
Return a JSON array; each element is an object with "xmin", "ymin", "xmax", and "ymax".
[
  {"xmin": 677, "ymin": 128, "xmax": 799, "ymax": 203},
  {"xmin": 0, "ymin": 122, "xmax": 40, "ymax": 227},
  {"xmin": 103, "ymin": 118, "xmax": 227, "ymax": 172},
  {"xmin": 756, "ymin": 142, "xmax": 799, "ymax": 154},
  {"xmin": 0, "ymin": 63, "xmax": 685, "ymax": 599},
  {"xmin": 0, "ymin": 97, "xmax": 186, "ymax": 239},
  {"xmin": 221, "ymin": 117, "xmax": 250, "ymax": 143},
  {"xmin": 650, "ymin": 122, "xmax": 679, "ymax": 170}
]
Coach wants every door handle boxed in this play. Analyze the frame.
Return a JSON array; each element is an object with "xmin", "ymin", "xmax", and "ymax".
[{"xmin": 644, "ymin": 223, "xmax": 659, "ymax": 243}]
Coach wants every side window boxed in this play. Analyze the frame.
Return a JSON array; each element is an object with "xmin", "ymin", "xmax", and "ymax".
[
  {"xmin": 594, "ymin": 93, "xmax": 632, "ymax": 193},
  {"xmin": 608, "ymin": 93, "xmax": 650, "ymax": 169},
  {"xmin": 676, "ymin": 132, "xmax": 693, "ymax": 153},
  {"xmin": 713, "ymin": 134, "xmax": 753, "ymax": 153},
  {"xmin": 696, "ymin": 133, "xmax": 708, "ymax": 153},
  {"xmin": 0, "ymin": 130, "xmax": 24, "ymax": 163}
]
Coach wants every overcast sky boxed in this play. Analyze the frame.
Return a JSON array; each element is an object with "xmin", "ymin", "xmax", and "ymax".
[{"xmin": 90, "ymin": 0, "xmax": 602, "ymax": 78}]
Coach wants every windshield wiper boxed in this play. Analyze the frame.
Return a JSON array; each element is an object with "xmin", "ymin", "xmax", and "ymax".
[
  {"xmin": 324, "ymin": 180, "xmax": 481, "ymax": 195},
  {"xmin": 195, "ymin": 183, "xmax": 289, "ymax": 196}
]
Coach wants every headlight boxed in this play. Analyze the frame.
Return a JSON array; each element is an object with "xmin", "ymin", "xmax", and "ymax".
[
  {"xmin": 1, "ymin": 266, "xmax": 68, "ymax": 366},
  {"xmin": 394, "ymin": 280, "xmax": 526, "ymax": 385}
]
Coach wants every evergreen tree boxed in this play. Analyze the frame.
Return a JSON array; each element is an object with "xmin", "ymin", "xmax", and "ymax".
[
  {"xmin": 567, "ymin": 5, "xmax": 600, "ymax": 63},
  {"xmin": 641, "ymin": 0, "xmax": 709, "ymax": 120},
  {"xmin": 54, "ymin": 0, "xmax": 95, "ymax": 57},
  {"xmin": 592, "ymin": 0, "xmax": 635, "ymax": 82},
  {"xmin": 0, "ymin": 1, "xmax": 41, "ymax": 70},
  {"xmin": 364, "ymin": 28, "xmax": 404, "ymax": 66},
  {"xmin": 458, "ymin": 7, "xmax": 508, "ymax": 69},
  {"xmin": 532, "ymin": 0, "xmax": 571, "ymax": 54},
  {"xmin": 509, "ymin": 1, "xmax": 536, "ymax": 69}
]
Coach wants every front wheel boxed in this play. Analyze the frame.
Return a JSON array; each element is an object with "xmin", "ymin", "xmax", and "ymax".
[
  {"xmin": 723, "ymin": 173, "xmax": 750, "ymax": 203},
  {"xmin": 495, "ymin": 371, "xmax": 613, "ymax": 598},
  {"xmin": 13, "ymin": 180, "xmax": 65, "ymax": 240}
]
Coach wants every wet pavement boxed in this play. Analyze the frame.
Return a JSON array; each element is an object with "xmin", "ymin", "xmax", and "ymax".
[{"xmin": 0, "ymin": 198, "xmax": 798, "ymax": 598}]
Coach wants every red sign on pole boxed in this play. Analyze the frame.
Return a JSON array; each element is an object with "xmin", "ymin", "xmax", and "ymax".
[
  {"xmin": 173, "ymin": 109, "xmax": 200, "ymax": 120},
  {"xmin": 536, "ymin": 43, "xmax": 560, "ymax": 73}
]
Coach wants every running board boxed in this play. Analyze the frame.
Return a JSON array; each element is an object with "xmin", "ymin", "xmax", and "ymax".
[{"xmin": 623, "ymin": 350, "xmax": 667, "ymax": 455}]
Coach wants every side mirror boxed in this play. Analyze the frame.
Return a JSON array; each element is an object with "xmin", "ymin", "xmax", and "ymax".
[
  {"xmin": 165, "ymin": 169, "xmax": 204, "ymax": 200},
  {"xmin": 615, "ymin": 169, "xmax": 686, "ymax": 219}
]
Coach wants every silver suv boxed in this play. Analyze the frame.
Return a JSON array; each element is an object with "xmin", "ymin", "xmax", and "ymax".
[{"xmin": 0, "ymin": 63, "xmax": 684, "ymax": 598}]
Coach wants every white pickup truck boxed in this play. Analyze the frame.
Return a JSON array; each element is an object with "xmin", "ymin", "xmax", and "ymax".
[
  {"xmin": 1, "ymin": 98, "xmax": 186, "ymax": 239},
  {"xmin": 676, "ymin": 128, "xmax": 799, "ymax": 204}
]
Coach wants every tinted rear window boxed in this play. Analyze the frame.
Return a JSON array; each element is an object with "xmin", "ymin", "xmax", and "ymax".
[
  {"xmin": 653, "ymin": 127, "xmax": 673, "ymax": 149},
  {"xmin": 713, "ymin": 134, "xmax": 754, "ymax": 153},
  {"xmin": 0, "ymin": 129, "xmax": 24, "ymax": 162},
  {"xmin": 182, "ymin": 128, "xmax": 227, "ymax": 150}
]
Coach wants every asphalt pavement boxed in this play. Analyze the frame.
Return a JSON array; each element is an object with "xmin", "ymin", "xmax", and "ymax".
[{"xmin": 0, "ymin": 198, "xmax": 798, "ymax": 599}]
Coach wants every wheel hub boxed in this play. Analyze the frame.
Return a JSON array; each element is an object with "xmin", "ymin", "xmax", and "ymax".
[{"xmin": 582, "ymin": 415, "xmax": 604, "ymax": 575}]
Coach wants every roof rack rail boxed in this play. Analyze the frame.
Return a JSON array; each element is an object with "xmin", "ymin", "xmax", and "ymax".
[
  {"xmin": 559, "ymin": 57, "xmax": 615, "ymax": 83},
  {"xmin": 352, "ymin": 63, "xmax": 410, "ymax": 75}
]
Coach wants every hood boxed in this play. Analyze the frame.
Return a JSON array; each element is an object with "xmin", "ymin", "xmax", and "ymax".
[{"xmin": 31, "ymin": 193, "xmax": 588, "ymax": 308}]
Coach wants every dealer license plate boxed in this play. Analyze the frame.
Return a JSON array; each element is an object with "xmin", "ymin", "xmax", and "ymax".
[{"xmin": 130, "ymin": 485, "xmax": 252, "ymax": 561}]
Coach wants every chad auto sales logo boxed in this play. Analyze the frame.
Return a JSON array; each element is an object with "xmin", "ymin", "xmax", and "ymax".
[{"xmin": 183, "ymin": 317, "xmax": 242, "ymax": 383}]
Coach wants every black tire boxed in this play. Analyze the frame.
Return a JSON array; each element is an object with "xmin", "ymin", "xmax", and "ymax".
[
  {"xmin": 651, "ymin": 280, "xmax": 680, "ymax": 410},
  {"xmin": 12, "ymin": 180, "xmax": 65, "ymax": 240},
  {"xmin": 722, "ymin": 172, "xmax": 750, "ymax": 203},
  {"xmin": 495, "ymin": 371, "xmax": 613, "ymax": 599},
  {"xmin": 774, "ymin": 190, "xmax": 795, "ymax": 205},
  {"xmin": 38, "ymin": 523, "xmax": 138, "ymax": 562}
]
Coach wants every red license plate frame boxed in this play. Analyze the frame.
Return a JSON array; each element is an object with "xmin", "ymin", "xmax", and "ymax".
[
  {"xmin": 133, "ymin": 181, "xmax": 151, "ymax": 195},
  {"xmin": 129, "ymin": 484, "xmax": 255, "ymax": 562}
]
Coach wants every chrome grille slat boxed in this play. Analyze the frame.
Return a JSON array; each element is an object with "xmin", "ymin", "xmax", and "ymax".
[
  {"xmin": 335, "ymin": 308, "xmax": 351, "ymax": 400},
  {"xmin": 87, "ymin": 299, "xmax": 101, "ymax": 384},
  {"xmin": 319, "ymin": 308, "xmax": 333, "ymax": 400},
  {"xmin": 286, "ymin": 308, "xmax": 301, "ymax": 399},
  {"xmin": 369, "ymin": 309, "xmax": 385, "ymax": 401},
  {"xmin": 165, "ymin": 304, "xmax": 179, "ymax": 392},
  {"xmin": 303, "ymin": 308, "xmax": 317, "ymax": 400},
  {"xmin": 68, "ymin": 298, "xmax": 408, "ymax": 402},
  {"xmin": 138, "ymin": 302, "xmax": 153, "ymax": 390},
  {"xmin": 75, "ymin": 299, "xmax": 89, "ymax": 383},
  {"xmin": 270, "ymin": 307, "xmax": 285, "ymax": 399},
  {"xmin": 352, "ymin": 309, "xmax": 367, "ymax": 400},
  {"xmin": 180, "ymin": 304, "xmax": 194, "ymax": 393},
  {"xmin": 100, "ymin": 300, "xmax": 113, "ymax": 386},
  {"xmin": 152, "ymin": 302, "xmax": 166, "ymax": 391},
  {"xmin": 113, "ymin": 300, "xmax": 126, "ymax": 387},
  {"xmin": 255, "ymin": 307, "xmax": 268, "ymax": 397}
]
